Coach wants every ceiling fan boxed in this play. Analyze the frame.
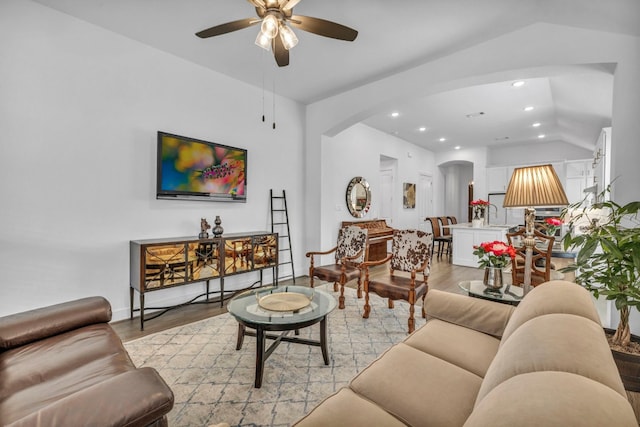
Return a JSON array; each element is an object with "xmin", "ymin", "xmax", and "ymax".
[{"xmin": 196, "ymin": 0, "xmax": 358, "ymax": 67}]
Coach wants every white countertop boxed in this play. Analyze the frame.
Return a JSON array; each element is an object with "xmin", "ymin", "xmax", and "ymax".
[{"xmin": 445, "ymin": 222, "xmax": 518, "ymax": 231}]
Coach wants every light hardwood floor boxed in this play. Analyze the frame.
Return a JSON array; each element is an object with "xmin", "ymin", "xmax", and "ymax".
[{"xmin": 112, "ymin": 256, "xmax": 574, "ymax": 342}]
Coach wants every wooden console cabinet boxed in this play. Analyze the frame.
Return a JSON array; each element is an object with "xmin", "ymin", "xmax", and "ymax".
[{"xmin": 130, "ymin": 231, "xmax": 277, "ymax": 330}]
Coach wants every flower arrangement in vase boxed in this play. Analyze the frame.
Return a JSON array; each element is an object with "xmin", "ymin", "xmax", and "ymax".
[
  {"xmin": 473, "ymin": 240, "xmax": 516, "ymax": 291},
  {"xmin": 544, "ymin": 217, "xmax": 563, "ymax": 236},
  {"xmin": 470, "ymin": 199, "xmax": 490, "ymax": 227}
]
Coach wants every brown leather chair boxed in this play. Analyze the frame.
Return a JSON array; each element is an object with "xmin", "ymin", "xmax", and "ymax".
[
  {"xmin": 426, "ymin": 217, "xmax": 451, "ymax": 259},
  {"xmin": 306, "ymin": 225, "xmax": 368, "ymax": 309},
  {"xmin": 506, "ymin": 227, "xmax": 555, "ymax": 287},
  {"xmin": 361, "ymin": 229, "xmax": 433, "ymax": 333}
]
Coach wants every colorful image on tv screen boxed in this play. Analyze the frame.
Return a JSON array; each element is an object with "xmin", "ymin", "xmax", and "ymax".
[{"xmin": 160, "ymin": 135, "xmax": 246, "ymax": 197}]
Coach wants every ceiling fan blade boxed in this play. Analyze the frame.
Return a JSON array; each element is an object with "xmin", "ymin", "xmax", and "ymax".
[
  {"xmin": 281, "ymin": 0, "xmax": 302, "ymax": 12},
  {"xmin": 289, "ymin": 15, "xmax": 358, "ymax": 41},
  {"xmin": 272, "ymin": 35, "xmax": 290, "ymax": 67},
  {"xmin": 196, "ymin": 18, "xmax": 258, "ymax": 38}
]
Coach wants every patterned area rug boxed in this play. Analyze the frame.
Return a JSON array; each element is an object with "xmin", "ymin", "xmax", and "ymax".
[{"xmin": 124, "ymin": 284, "xmax": 418, "ymax": 427}]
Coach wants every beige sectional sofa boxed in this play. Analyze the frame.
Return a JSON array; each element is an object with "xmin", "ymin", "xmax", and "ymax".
[{"xmin": 294, "ymin": 280, "xmax": 637, "ymax": 426}]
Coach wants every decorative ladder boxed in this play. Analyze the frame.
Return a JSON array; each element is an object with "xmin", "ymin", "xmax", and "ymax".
[{"xmin": 270, "ymin": 189, "xmax": 296, "ymax": 284}]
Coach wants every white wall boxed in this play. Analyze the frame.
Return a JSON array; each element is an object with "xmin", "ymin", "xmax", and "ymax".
[
  {"xmin": 318, "ymin": 124, "xmax": 436, "ymax": 259},
  {"xmin": 488, "ymin": 140, "xmax": 593, "ymax": 167},
  {"xmin": 0, "ymin": 1, "xmax": 306, "ymax": 320}
]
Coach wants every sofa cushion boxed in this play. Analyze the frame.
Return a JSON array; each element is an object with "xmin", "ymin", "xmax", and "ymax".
[
  {"xmin": 404, "ymin": 319, "xmax": 500, "ymax": 378},
  {"xmin": 425, "ymin": 290, "xmax": 514, "ymax": 338},
  {"xmin": 0, "ymin": 324, "xmax": 136, "ymax": 424},
  {"xmin": 500, "ymin": 281, "xmax": 601, "ymax": 343},
  {"xmin": 476, "ymin": 313, "xmax": 627, "ymax": 405},
  {"xmin": 350, "ymin": 343, "xmax": 483, "ymax": 427},
  {"xmin": 0, "ymin": 297, "xmax": 112, "ymax": 350},
  {"xmin": 465, "ymin": 372, "xmax": 637, "ymax": 427},
  {"xmin": 294, "ymin": 388, "xmax": 406, "ymax": 427}
]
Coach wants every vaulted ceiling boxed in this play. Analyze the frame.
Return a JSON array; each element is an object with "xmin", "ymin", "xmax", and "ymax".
[{"xmin": 33, "ymin": 0, "xmax": 639, "ymax": 152}]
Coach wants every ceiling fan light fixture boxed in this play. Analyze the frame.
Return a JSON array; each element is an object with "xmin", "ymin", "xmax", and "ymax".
[
  {"xmin": 279, "ymin": 24, "xmax": 298, "ymax": 50},
  {"xmin": 255, "ymin": 31, "xmax": 272, "ymax": 50},
  {"xmin": 261, "ymin": 14, "xmax": 279, "ymax": 39}
]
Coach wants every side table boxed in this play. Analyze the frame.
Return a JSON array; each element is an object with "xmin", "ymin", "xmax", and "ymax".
[{"xmin": 458, "ymin": 280, "xmax": 523, "ymax": 306}]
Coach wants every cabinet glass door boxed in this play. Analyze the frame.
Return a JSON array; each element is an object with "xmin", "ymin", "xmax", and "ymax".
[
  {"xmin": 143, "ymin": 244, "xmax": 189, "ymax": 289},
  {"xmin": 189, "ymin": 241, "xmax": 220, "ymax": 280},
  {"xmin": 224, "ymin": 237, "xmax": 252, "ymax": 274},
  {"xmin": 252, "ymin": 234, "xmax": 278, "ymax": 269}
]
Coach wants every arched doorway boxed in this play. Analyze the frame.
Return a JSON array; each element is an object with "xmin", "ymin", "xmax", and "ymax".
[{"xmin": 438, "ymin": 160, "xmax": 474, "ymax": 222}]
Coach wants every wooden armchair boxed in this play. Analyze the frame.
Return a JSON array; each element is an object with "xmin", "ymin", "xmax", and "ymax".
[
  {"xmin": 306, "ymin": 226, "xmax": 368, "ymax": 309},
  {"xmin": 362, "ymin": 229, "xmax": 433, "ymax": 333},
  {"xmin": 506, "ymin": 227, "xmax": 555, "ymax": 287}
]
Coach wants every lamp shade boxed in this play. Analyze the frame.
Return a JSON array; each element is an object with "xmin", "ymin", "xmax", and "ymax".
[{"xmin": 503, "ymin": 164, "xmax": 569, "ymax": 207}]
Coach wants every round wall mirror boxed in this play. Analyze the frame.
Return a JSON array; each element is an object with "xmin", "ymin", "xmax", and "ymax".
[{"xmin": 346, "ymin": 177, "xmax": 371, "ymax": 218}]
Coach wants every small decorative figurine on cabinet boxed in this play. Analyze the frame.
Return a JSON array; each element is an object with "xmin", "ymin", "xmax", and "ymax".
[
  {"xmin": 199, "ymin": 218, "xmax": 211, "ymax": 238},
  {"xmin": 212, "ymin": 215, "xmax": 224, "ymax": 237}
]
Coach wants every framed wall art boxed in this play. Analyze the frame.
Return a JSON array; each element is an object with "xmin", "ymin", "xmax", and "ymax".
[{"xmin": 403, "ymin": 182, "xmax": 416, "ymax": 209}]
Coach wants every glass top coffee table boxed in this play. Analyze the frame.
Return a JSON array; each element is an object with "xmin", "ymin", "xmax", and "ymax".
[
  {"xmin": 227, "ymin": 285, "xmax": 337, "ymax": 388},
  {"xmin": 458, "ymin": 280, "xmax": 523, "ymax": 306}
]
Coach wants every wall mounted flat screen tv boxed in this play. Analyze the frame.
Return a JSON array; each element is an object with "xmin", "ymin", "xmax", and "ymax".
[{"xmin": 157, "ymin": 131, "xmax": 247, "ymax": 202}]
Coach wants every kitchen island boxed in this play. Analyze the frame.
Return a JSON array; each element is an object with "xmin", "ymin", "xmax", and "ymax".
[{"xmin": 446, "ymin": 223, "xmax": 518, "ymax": 267}]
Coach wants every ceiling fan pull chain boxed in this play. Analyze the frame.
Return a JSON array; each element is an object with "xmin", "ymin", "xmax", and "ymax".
[
  {"xmin": 273, "ymin": 78, "xmax": 276, "ymax": 130},
  {"xmin": 261, "ymin": 51, "xmax": 266, "ymax": 122}
]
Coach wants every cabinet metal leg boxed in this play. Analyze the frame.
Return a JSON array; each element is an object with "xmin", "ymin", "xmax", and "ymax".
[
  {"xmin": 140, "ymin": 293, "xmax": 145, "ymax": 331},
  {"xmin": 129, "ymin": 287, "xmax": 134, "ymax": 319}
]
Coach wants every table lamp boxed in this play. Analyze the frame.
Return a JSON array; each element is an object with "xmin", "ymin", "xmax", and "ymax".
[{"xmin": 503, "ymin": 164, "xmax": 569, "ymax": 294}]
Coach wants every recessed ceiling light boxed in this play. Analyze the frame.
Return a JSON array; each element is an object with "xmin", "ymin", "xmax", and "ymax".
[
  {"xmin": 532, "ymin": 122, "xmax": 541, "ymax": 127},
  {"xmin": 439, "ymin": 137, "xmax": 446, "ymax": 142},
  {"xmin": 524, "ymin": 106, "xmax": 534, "ymax": 112},
  {"xmin": 391, "ymin": 112, "xmax": 399, "ymax": 118},
  {"xmin": 538, "ymin": 134, "xmax": 546, "ymax": 139},
  {"xmin": 512, "ymin": 81, "xmax": 525, "ymax": 87},
  {"xmin": 454, "ymin": 146, "xmax": 461, "ymax": 150},
  {"xmin": 419, "ymin": 127, "xmax": 427, "ymax": 132}
]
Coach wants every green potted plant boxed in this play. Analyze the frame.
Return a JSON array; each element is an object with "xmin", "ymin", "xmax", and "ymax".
[{"xmin": 561, "ymin": 187, "xmax": 640, "ymax": 353}]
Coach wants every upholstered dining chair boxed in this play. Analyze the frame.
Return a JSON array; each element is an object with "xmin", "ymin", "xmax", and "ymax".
[
  {"xmin": 426, "ymin": 217, "xmax": 451, "ymax": 259},
  {"xmin": 306, "ymin": 226, "xmax": 368, "ymax": 309},
  {"xmin": 361, "ymin": 229, "xmax": 433, "ymax": 333},
  {"xmin": 506, "ymin": 227, "xmax": 555, "ymax": 287}
]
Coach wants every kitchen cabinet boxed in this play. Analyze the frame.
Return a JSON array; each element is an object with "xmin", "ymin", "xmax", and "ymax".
[
  {"xmin": 564, "ymin": 159, "xmax": 594, "ymax": 204},
  {"xmin": 449, "ymin": 224, "xmax": 509, "ymax": 267},
  {"xmin": 487, "ymin": 167, "xmax": 509, "ymax": 193}
]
